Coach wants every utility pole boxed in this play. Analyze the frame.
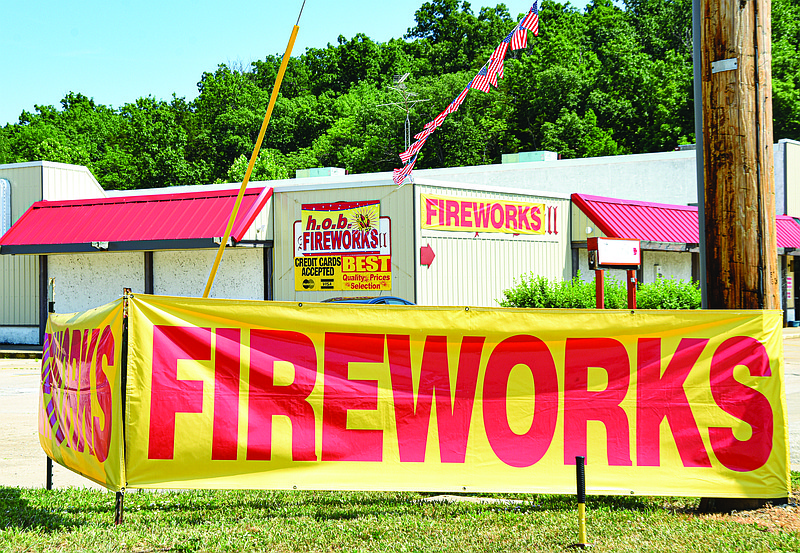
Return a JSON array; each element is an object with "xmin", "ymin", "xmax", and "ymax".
[
  {"xmin": 699, "ymin": 0, "xmax": 784, "ymax": 511},
  {"xmin": 701, "ymin": 0, "xmax": 779, "ymax": 311}
]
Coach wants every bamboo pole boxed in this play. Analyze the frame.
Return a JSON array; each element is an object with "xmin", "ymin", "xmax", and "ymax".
[{"xmin": 203, "ymin": 11, "xmax": 303, "ymax": 298}]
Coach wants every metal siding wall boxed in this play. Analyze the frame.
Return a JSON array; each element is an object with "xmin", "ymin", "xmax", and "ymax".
[
  {"xmin": 233, "ymin": 196, "xmax": 273, "ymax": 241},
  {"xmin": 273, "ymin": 184, "xmax": 415, "ymax": 302},
  {"xmin": 2, "ymin": 166, "xmax": 43, "ymax": 223},
  {"xmin": 0, "ymin": 166, "xmax": 43, "ymax": 326},
  {"xmin": 571, "ymin": 203, "xmax": 607, "ymax": 242},
  {"xmin": 41, "ymin": 163, "xmax": 105, "ymax": 201},
  {"xmin": 0, "ymin": 255, "xmax": 39, "ymax": 324},
  {"xmin": 415, "ymin": 185, "xmax": 572, "ymax": 307}
]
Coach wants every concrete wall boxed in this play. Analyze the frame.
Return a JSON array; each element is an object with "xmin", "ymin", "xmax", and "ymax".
[
  {"xmin": 154, "ymin": 248, "xmax": 265, "ymax": 300},
  {"xmin": 415, "ymin": 151, "xmax": 699, "ymax": 206},
  {"xmin": 48, "ymin": 247, "xmax": 267, "ymax": 315},
  {"xmin": 49, "ymin": 252, "xmax": 144, "ymax": 315},
  {"xmin": 576, "ymin": 248, "xmax": 693, "ymax": 284}
]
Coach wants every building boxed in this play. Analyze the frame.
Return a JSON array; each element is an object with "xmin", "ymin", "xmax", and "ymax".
[{"xmin": 3, "ymin": 141, "xmax": 800, "ymax": 345}]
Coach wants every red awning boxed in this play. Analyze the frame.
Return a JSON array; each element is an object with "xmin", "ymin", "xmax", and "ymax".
[
  {"xmin": 572, "ymin": 193, "xmax": 800, "ymax": 249},
  {"xmin": 0, "ymin": 187, "xmax": 273, "ymax": 254}
]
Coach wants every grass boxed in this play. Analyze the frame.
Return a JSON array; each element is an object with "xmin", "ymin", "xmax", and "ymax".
[{"xmin": 1, "ymin": 483, "xmax": 798, "ymax": 552}]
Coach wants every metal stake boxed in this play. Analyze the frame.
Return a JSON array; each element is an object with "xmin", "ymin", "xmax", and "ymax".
[
  {"xmin": 570, "ymin": 456, "xmax": 592, "ymax": 548},
  {"xmin": 114, "ymin": 491, "xmax": 124, "ymax": 525}
]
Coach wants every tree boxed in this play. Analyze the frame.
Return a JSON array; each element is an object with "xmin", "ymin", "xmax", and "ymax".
[{"xmin": 220, "ymin": 149, "xmax": 290, "ymax": 183}]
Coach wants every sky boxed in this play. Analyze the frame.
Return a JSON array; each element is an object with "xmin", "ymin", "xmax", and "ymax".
[{"xmin": 1, "ymin": 0, "xmax": 538, "ymax": 127}]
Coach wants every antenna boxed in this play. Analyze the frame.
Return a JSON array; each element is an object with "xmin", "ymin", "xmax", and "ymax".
[{"xmin": 378, "ymin": 74, "xmax": 431, "ymax": 151}]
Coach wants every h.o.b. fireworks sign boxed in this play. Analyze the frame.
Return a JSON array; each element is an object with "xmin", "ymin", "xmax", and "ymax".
[{"xmin": 293, "ymin": 201, "xmax": 392, "ymax": 292}]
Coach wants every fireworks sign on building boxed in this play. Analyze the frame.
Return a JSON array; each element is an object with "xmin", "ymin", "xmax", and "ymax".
[{"xmin": 293, "ymin": 201, "xmax": 392, "ymax": 291}]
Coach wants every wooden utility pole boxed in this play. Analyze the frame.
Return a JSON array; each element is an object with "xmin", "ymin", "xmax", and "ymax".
[
  {"xmin": 699, "ymin": 0, "xmax": 785, "ymax": 511},
  {"xmin": 701, "ymin": 0, "xmax": 779, "ymax": 310}
]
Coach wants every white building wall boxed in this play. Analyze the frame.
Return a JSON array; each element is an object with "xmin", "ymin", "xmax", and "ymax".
[
  {"xmin": 641, "ymin": 250, "xmax": 693, "ymax": 283},
  {"xmin": 49, "ymin": 252, "xmax": 144, "ymax": 315},
  {"xmin": 415, "ymin": 151, "xmax": 699, "ymax": 206},
  {"xmin": 154, "ymin": 248, "xmax": 264, "ymax": 300},
  {"xmin": 0, "ymin": 326, "xmax": 39, "ymax": 345},
  {"xmin": 272, "ymin": 182, "xmax": 415, "ymax": 302},
  {"xmin": 41, "ymin": 162, "xmax": 105, "ymax": 201},
  {"xmin": 415, "ymin": 182, "xmax": 572, "ymax": 307},
  {"xmin": 576, "ymin": 248, "xmax": 693, "ymax": 284}
]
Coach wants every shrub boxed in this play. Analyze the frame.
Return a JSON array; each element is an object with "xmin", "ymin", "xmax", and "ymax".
[
  {"xmin": 499, "ymin": 271, "xmax": 627, "ymax": 309},
  {"xmin": 499, "ymin": 273, "xmax": 700, "ymax": 309},
  {"xmin": 636, "ymin": 277, "xmax": 701, "ymax": 309}
]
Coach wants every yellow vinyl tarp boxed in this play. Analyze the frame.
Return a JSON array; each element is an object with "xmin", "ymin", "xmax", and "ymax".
[
  {"xmin": 39, "ymin": 299, "xmax": 125, "ymax": 490},
  {"xmin": 120, "ymin": 294, "xmax": 789, "ymax": 497}
]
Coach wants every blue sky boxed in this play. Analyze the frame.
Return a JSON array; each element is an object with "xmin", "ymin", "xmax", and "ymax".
[{"xmin": 1, "ymin": 1, "xmax": 538, "ymax": 127}]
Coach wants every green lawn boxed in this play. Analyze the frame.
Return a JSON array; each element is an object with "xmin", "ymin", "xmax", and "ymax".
[{"xmin": 1, "ymin": 483, "xmax": 798, "ymax": 552}]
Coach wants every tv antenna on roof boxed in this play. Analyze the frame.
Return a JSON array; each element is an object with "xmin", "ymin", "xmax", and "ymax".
[{"xmin": 378, "ymin": 73, "xmax": 431, "ymax": 151}]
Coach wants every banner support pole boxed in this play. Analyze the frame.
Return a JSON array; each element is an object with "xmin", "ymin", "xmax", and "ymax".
[
  {"xmin": 114, "ymin": 491, "xmax": 124, "ymax": 525},
  {"xmin": 114, "ymin": 287, "xmax": 132, "ymax": 525},
  {"xmin": 570, "ymin": 456, "xmax": 591, "ymax": 549},
  {"xmin": 45, "ymin": 277, "xmax": 55, "ymax": 491},
  {"xmin": 202, "ymin": 16, "xmax": 302, "ymax": 298}
]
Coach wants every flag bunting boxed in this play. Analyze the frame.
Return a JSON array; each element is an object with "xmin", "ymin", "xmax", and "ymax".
[{"xmin": 393, "ymin": 1, "xmax": 539, "ymax": 186}]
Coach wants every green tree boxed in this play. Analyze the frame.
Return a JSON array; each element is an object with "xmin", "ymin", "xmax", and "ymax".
[
  {"xmin": 220, "ymin": 149, "xmax": 290, "ymax": 183},
  {"xmin": 193, "ymin": 64, "xmax": 270, "ymax": 178}
]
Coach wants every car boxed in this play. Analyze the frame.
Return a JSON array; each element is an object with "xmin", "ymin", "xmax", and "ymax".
[{"xmin": 321, "ymin": 296, "xmax": 415, "ymax": 305}]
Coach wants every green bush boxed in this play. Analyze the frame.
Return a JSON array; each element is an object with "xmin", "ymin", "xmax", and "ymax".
[
  {"xmin": 636, "ymin": 277, "xmax": 701, "ymax": 309},
  {"xmin": 498, "ymin": 271, "xmax": 627, "ymax": 309},
  {"xmin": 499, "ymin": 273, "xmax": 700, "ymax": 309}
]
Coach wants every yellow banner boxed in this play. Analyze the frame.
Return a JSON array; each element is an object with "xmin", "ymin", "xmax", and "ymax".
[
  {"xmin": 123, "ymin": 294, "xmax": 789, "ymax": 498},
  {"xmin": 39, "ymin": 300, "xmax": 125, "ymax": 490},
  {"xmin": 421, "ymin": 193, "xmax": 546, "ymax": 234}
]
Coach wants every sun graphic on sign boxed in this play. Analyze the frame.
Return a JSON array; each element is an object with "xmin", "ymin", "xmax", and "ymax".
[{"xmin": 350, "ymin": 205, "xmax": 379, "ymax": 231}]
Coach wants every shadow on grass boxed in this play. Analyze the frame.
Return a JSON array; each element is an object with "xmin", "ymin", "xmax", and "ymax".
[
  {"xmin": 120, "ymin": 490, "xmax": 426, "ymax": 523},
  {"xmin": 0, "ymin": 486, "xmax": 78, "ymax": 531},
  {"xmin": 104, "ymin": 489, "xmax": 700, "ymax": 525}
]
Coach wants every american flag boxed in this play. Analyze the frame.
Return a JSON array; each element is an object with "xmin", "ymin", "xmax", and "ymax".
[
  {"xmin": 487, "ymin": 40, "xmax": 509, "ymax": 83},
  {"xmin": 400, "ymin": 132, "xmax": 431, "ymax": 163},
  {"xmin": 510, "ymin": 26, "xmax": 528, "ymax": 50},
  {"xmin": 393, "ymin": 2, "xmax": 541, "ymax": 183},
  {"xmin": 393, "ymin": 154, "xmax": 418, "ymax": 185},
  {"xmin": 422, "ymin": 109, "xmax": 449, "ymax": 133},
  {"xmin": 470, "ymin": 66, "xmax": 492, "ymax": 92},
  {"xmin": 520, "ymin": 1, "xmax": 539, "ymax": 36},
  {"xmin": 445, "ymin": 84, "xmax": 471, "ymax": 114}
]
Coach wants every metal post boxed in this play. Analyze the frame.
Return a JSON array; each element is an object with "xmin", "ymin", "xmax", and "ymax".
[
  {"xmin": 575, "ymin": 456, "xmax": 589, "ymax": 548},
  {"xmin": 46, "ymin": 277, "xmax": 55, "ymax": 491},
  {"xmin": 595, "ymin": 270, "xmax": 604, "ymax": 309},
  {"xmin": 692, "ymin": 0, "xmax": 707, "ymax": 308},
  {"xmin": 114, "ymin": 491, "xmax": 124, "ymax": 525},
  {"xmin": 627, "ymin": 269, "xmax": 637, "ymax": 309}
]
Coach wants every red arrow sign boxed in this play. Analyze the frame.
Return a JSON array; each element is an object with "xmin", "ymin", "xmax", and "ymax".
[{"xmin": 420, "ymin": 244, "xmax": 436, "ymax": 267}]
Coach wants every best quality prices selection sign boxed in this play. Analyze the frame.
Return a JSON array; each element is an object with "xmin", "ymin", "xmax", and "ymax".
[{"xmin": 293, "ymin": 201, "xmax": 391, "ymax": 291}]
